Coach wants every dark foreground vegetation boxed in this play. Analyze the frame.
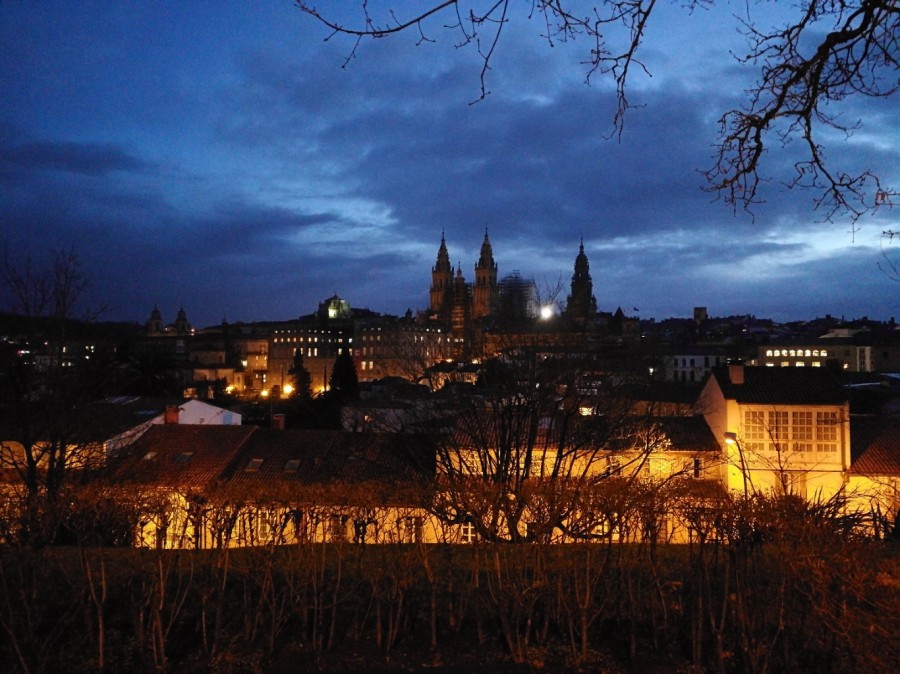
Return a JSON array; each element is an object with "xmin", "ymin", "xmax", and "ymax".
[{"xmin": 2, "ymin": 499, "xmax": 898, "ymax": 674}]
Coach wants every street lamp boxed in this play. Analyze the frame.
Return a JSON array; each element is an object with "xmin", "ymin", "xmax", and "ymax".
[
  {"xmin": 724, "ymin": 431, "xmax": 751, "ymax": 495},
  {"xmin": 260, "ymin": 388, "xmax": 273, "ymax": 423}
]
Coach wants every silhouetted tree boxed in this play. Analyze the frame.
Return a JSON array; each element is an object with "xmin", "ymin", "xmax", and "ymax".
[
  {"xmin": 289, "ymin": 348, "xmax": 312, "ymax": 400},
  {"xmin": 0, "ymin": 247, "xmax": 119, "ymax": 543},
  {"xmin": 328, "ymin": 349, "xmax": 359, "ymax": 400}
]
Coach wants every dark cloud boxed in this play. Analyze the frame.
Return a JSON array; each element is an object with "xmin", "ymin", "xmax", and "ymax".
[{"xmin": 2, "ymin": 139, "xmax": 150, "ymax": 177}]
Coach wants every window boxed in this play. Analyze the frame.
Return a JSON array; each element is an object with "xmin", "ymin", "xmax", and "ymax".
[
  {"xmin": 816, "ymin": 411, "xmax": 839, "ymax": 453},
  {"xmin": 743, "ymin": 411, "xmax": 766, "ymax": 453},
  {"xmin": 175, "ymin": 451, "xmax": 194, "ymax": 463},
  {"xmin": 607, "ymin": 457, "xmax": 622, "ymax": 476},
  {"xmin": 259, "ymin": 513, "xmax": 274, "ymax": 540},
  {"xmin": 329, "ymin": 515, "xmax": 348, "ymax": 542},
  {"xmin": 398, "ymin": 516, "xmax": 423, "ymax": 543},
  {"xmin": 791, "ymin": 411, "xmax": 813, "ymax": 452},
  {"xmin": 692, "ymin": 458, "xmax": 702, "ymax": 478},
  {"xmin": 460, "ymin": 521, "xmax": 476, "ymax": 544},
  {"xmin": 284, "ymin": 459, "xmax": 300, "ymax": 473},
  {"xmin": 767, "ymin": 411, "xmax": 789, "ymax": 450},
  {"xmin": 245, "ymin": 457, "xmax": 264, "ymax": 472}
]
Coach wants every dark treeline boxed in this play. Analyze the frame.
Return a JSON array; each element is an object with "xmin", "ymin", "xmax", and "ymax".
[{"xmin": 1, "ymin": 493, "xmax": 897, "ymax": 674}]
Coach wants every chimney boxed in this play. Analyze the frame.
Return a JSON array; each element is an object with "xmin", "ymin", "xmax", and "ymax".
[
  {"xmin": 164, "ymin": 405, "xmax": 180, "ymax": 424},
  {"xmin": 271, "ymin": 413, "xmax": 285, "ymax": 431},
  {"xmin": 728, "ymin": 363, "xmax": 744, "ymax": 385}
]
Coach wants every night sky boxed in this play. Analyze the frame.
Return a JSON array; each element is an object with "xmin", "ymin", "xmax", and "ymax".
[{"xmin": 1, "ymin": 2, "xmax": 897, "ymax": 329}]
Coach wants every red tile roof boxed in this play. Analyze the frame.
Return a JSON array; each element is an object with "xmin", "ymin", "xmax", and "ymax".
[
  {"xmin": 221, "ymin": 428, "xmax": 431, "ymax": 491},
  {"xmin": 106, "ymin": 425, "xmax": 432, "ymax": 500},
  {"xmin": 850, "ymin": 415, "xmax": 900, "ymax": 476},
  {"xmin": 653, "ymin": 416, "xmax": 721, "ymax": 453},
  {"xmin": 106, "ymin": 424, "xmax": 256, "ymax": 490}
]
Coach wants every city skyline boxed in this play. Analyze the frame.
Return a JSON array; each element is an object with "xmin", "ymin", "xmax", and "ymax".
[{"xmin": 1, "ymin": 2, "xmax": 897, "ymax": 328}]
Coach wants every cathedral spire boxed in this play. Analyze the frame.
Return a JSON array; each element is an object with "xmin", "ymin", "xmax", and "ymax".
[
  {"xmin": 473, "ymin": 227, "xmax": 499, "ymax": 320},
  {"xmin": 477, "ymin": 227, "xmax": 495, "ymax": 269},
  {"xmin": 430, "ymin": 232, "xmax": 454, "ymax": 316},
  {"xmin": 564, "ymin": 240, "xmax": 597, "ymax": 330},
  {"xmin": 434, "ymin": 231, "xmax": 452, "ymax": 274}
]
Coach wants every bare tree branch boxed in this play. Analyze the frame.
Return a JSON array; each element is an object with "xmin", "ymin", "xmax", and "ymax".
[{"xmin": 295, "ymin": 1, "xmax": 897, "ymax": 222}]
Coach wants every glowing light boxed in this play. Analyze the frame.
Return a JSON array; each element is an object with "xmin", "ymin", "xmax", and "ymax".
[
  {"xmin": 283, "ymin": 384, "xmax": 294, "ymax": 396},
  {"xmin": 540, "ymin": 305, "xmax": 553, "ymax": 320}
]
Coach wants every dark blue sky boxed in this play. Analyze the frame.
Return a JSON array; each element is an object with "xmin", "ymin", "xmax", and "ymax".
[{"xmin": 1, "ymin": 2, "xmax": 897, "ymax": 328}]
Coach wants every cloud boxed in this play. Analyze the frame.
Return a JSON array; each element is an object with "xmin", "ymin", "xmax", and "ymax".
[
  {"xmin": 2, "ymin": 139, "xmax": 150, "ymax": 177},
  {"xmin": 1, "ymin": 3, "xmax": 896, "ymax": 328}
]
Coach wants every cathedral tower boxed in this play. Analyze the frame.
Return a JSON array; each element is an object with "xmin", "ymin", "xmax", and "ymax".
[
  {"xmin": 472, "ymin": 228, "xmax": 498, "ymax": 320},
  {"xmin": 564, "ymin": 240, "xmax": 597, "ymax": 329},
  {"xmin": 430, "ymin": 232, "xmax": 453, "ymax": 321},
  {"xmin": 146, "ymin": 306, "xmax": 164, "ymax": 335}
]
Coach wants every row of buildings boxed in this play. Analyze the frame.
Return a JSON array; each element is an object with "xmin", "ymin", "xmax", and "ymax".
[
  {"xmin": 134, "ymin": 234, "xmax": 900, "ymax": 400},
  {"xmin": 61, "ymin": 363, "xmax": 899, "ymax": 548},
  {"xmin": 2, "ymin": 233, "xmax": 898, "ymax": 549}
]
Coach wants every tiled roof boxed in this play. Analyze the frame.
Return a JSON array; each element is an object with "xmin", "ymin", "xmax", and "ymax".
[
  {"xmin": 710, "ymin": 365, "xmax": 848, "ymax": 405},
  {"xmin": 106, "ymin": 425, "xmax": 433, "ymax": 499},
  {"xmin": 221, "ymin": 429, "xmax": 432, "ymax": 492},
  {"xmin": 106, "ymin": 424, "xmax": 256, "ymax": 490},
  {"xmin": 850, "ymin": 415, "xmax": 900, "ymax": 476},
  {"xmin": 653, "ymin": 416, "xmax": 721, "ymax": 453}
]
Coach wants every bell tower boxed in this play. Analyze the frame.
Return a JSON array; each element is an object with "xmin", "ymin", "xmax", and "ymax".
[
  {"xmin": 564, "ymin": 240, "xmax": 597, "ymax": 329},
  {"xmin": 472, "ymin": 228, "xmax": 498, "ymax": 320},
  {"xmin": 430, "ymin": 232, "xmax": 453, "ymax": 320}
]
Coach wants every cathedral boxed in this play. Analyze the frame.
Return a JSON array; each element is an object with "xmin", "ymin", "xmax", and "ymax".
[
  {"xmin": 429, "ymin": 230, "xmax": 499, "ymax": 337},
  {"xmin": 428, "ymin": 231, "xmax": 599, "ymax": 340}
]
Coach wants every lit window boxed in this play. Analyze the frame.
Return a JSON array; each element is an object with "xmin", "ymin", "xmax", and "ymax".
[
  {"xmin": 816, "ymin": 412, "xmax": 839, "ymax": 452},
  {"xmin": 743, "ymin": 410, "xmax": 766, "ymax": 453},
  {"xmin": 792, "ymin": 411, "xmax": 813, "ymax": 452}
]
